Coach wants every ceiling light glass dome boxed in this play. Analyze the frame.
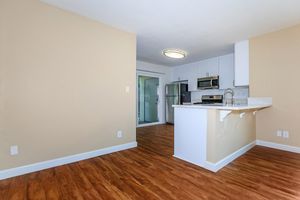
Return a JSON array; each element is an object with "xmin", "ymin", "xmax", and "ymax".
[{"xmin": 162, "ymin": 49, "xmax": 187, "ymax": 59}]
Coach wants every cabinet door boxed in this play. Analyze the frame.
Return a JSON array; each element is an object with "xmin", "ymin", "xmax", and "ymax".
[
  {"xmin": 219, "ymin": 54, "xmax": 234, "ymax": 89},
  {"xmin": 188, "ymin": 74, "xmax": 198, "ymax": 91},
  {"xmin": 234, "ymin": 40, "xmax": 249, "ymax": 86},
  {"xmin": 172, "ymin": 67, "xmax": 189, "ymax": 82},
  {"xmin": 198, "ymin": 57, "xmax": 219, "ymax": 78},
  {"xmin": 186, "ymin": 65, "xmax": 198, "ymax": 91}
]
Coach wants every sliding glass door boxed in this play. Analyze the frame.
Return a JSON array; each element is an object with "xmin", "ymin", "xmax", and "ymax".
[{"xmin": 138, "ymin": 75, "xmax": 159, "ymax": 125}]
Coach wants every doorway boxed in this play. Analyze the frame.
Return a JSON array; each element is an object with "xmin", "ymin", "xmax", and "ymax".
[{"xmin": 137, "ymin": 75, "xmax": 159, "ymax": 125}]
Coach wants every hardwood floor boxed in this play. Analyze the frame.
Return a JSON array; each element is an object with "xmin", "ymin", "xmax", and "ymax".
[{"xmin": 1, "ymin": 124, "xmax": 300, "ymax": 200}]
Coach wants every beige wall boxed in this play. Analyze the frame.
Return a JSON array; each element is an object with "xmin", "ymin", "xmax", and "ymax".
[
  {"xmin": 250, "ymin": 24, "xmax": 300, "ymax": 147},
  {"xmin": 207, "ymin": 110, "xmax": 255, "ymax": 163},
  {"xmin": 0, "ymin": 0, "xmax": 136, "ymax": 170}
]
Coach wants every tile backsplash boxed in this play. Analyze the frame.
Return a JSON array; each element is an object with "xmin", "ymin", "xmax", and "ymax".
[{"xmin": 191, "ymin": 86, "xmax": 249, "ymax": 104}]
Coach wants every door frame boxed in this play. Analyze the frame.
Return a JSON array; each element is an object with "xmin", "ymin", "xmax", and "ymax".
[{"xmin": 136, "ymin": 71, "xmax": 164, "ymax": 127}]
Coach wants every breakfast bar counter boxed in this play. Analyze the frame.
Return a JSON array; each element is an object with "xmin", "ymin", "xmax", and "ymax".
[
  {"xmin": 173, "ymin": 97, "xmax": 272, "ymax": 111},
  {"xmin": 172, "ymin": 97, "xmax": 272, "ymax": 172}
]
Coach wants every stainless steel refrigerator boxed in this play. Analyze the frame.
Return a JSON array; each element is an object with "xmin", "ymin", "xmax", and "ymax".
[{"xmin": 166, "ymin": 83, "xmax": 191, "ymax": 124}]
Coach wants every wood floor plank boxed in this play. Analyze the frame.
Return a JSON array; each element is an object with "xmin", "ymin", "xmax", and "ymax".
[
  {"xmin": 26, "ymin": 172, "xmax": 47, "ymax": 200},
  {"xmin": 0, "ymin": 178, "xmax": 11, "ymax": 200},
  {"xmin": 0, "ymin": 124, "xmax": 299, "ymax": 199},
  {"xmin": 6, "ymin": 175, "xmax": 28, "ymax": 200},
  {"xmin": 37, "ymin": 169, "xmax": 61, "ymax": 200},
  {"xmin": 67, "ymin": 163, "xmax": 103, "ymax": 200},
  {"xmin": 78, "ymin": 159, "xmax": 131, "ymax": 200},
  {"xmin": 54, "ymin": 165, "xmax": 85, "ymax": 200}
]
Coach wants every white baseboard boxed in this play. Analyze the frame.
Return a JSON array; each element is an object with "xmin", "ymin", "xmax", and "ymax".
[
  {"xmin": 174, "ymin": 141, "xmax": 256, "ymax": 173},
  {"xmin": 1, "ymin": 139, "xmax": 298, "ymax": 180},
  {"xmin": 204, "ymin": 141, "xmax": 256, "ymax": 172},
  {"xmin": 173, "ymin": 155, "xmax": 204, "ymax": 168},
  {"xmin": 0, "ymin": 141, "xmax": 137, "ymax": 180},
  {"xmin": 256, "ymin": 140, "xmax": 300, "ymax": 154}
]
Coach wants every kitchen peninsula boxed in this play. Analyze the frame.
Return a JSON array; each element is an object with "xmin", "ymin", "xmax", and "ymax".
[{"xmin": 173, "ymin": 98, "xmax": 272, "ymax": 172}]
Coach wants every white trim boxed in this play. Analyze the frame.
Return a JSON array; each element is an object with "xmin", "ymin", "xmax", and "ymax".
[
  {"xmin": 173, "ymin": 155, "xmax": 203, "ymax": 166},
  {"xmin": 256, "ymin": 140, "xmax": 300, "ymax": 154},
  {"xmin": 204, "ymin": 141, "xmax": 256, "ymax": 172},
  {"xmin": 0, "ymin": 142, "xmax": 137, "ymax": 180},
  {"xmin": 136, "ymin": 122, "xmax": 165, "ymax": 128},
  {"xmin": 136, "ymin": 71, "xmax": 164, "ymax": 126}
]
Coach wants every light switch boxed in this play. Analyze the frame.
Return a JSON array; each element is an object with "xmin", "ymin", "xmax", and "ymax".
[
  {"xmin": 125, "ymin": 86, "xmax": 130, "ymax": 93},
  {"xmin": 10, "ymin": 145, "xmax": 18, "ymax": 156},
  {"xmin": 277, "ymin": 130, "xmax": 282, "ymax": 137}
]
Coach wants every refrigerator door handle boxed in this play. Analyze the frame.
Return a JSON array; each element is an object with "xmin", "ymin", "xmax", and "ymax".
[{"xmin": 178, "ymin": 83, "xmax": 181, "ymax": 105}]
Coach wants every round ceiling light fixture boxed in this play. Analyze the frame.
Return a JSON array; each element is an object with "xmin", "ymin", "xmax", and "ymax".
[{"xmin": 162, "ymin": 49, "xmax": 187, "ymax": 59}]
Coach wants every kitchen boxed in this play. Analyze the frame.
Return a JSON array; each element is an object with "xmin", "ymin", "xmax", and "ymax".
[
  {"xmin": 166, "ymin": 40, "xmax": 252, "ymax": 118},
  {"xmin": 166, "ymin": 53, "xmax": 249, "ymax": 124},
  {"xmin": 141, "ymin": 40, "xmax": 272, "ymax": 172}
]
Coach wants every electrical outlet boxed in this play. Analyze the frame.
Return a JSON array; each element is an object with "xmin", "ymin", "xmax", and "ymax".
[
  {"xmin": 117, "ymin": 130, "xmax": 123, "ymax": 138},
  {"xmin": 125, "ymin": 86, "xmax": 130, "ymax": 93},
  {"xmin": 10, "ymin": 145, "xmax": 18, "ymax": 156},
  {"xmin": 283, "ymin": 130, "xmax": 289, "ymax": 138},
  {"xmin": 277, "ymin": 130, "xmax": 282, "ymax": 137}
]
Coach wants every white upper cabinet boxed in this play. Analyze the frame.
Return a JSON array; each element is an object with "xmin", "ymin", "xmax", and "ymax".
[
  {"xmin": 172, "ymin": 64, "xmax": 198, "ymax": 91},
  {"xmin": 187, "ymin": 70, "xmax": 198, "ymax": 91},
  {"xmin": 172, "ymin": 66, "xmax": 189, "ymax": 82},
  {"xmin": 197, "ymin": 58, "xmax": 219, "ymax": 78},
  {"xmin": 171, "ymin": 54, "xmax": 235, "ymax": 91},
  {"xmin": 234, "ymin": 40, "xmax": 249, "ymax": 86},
  {"xmin": 219, "ymin": 54, "xmax": 234, "ymax": 89}
]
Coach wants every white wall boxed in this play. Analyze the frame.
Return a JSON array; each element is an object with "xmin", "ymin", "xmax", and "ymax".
[
  {"xmin": 137, "ymin": 60, "xmax": 172, "ymax": 78},
  {"xmin": 136, "ymin": 61, "xmax": 172, "ymax": 125}
]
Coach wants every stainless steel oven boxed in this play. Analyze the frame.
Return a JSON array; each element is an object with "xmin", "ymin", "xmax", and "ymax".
[{"xmin": 197, "ymin": 76, "xmax": 219, "ymax": 90}]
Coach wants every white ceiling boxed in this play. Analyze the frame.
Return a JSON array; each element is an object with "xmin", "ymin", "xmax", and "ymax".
[{"xmin": 41, "ymin": 0, "xmax": 300, "ymax": 66}]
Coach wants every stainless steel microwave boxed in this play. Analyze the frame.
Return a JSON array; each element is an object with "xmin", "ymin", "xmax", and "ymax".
[{"xmin": 197, "ymin": 76, "xmax": 219, "ymax": 90}]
